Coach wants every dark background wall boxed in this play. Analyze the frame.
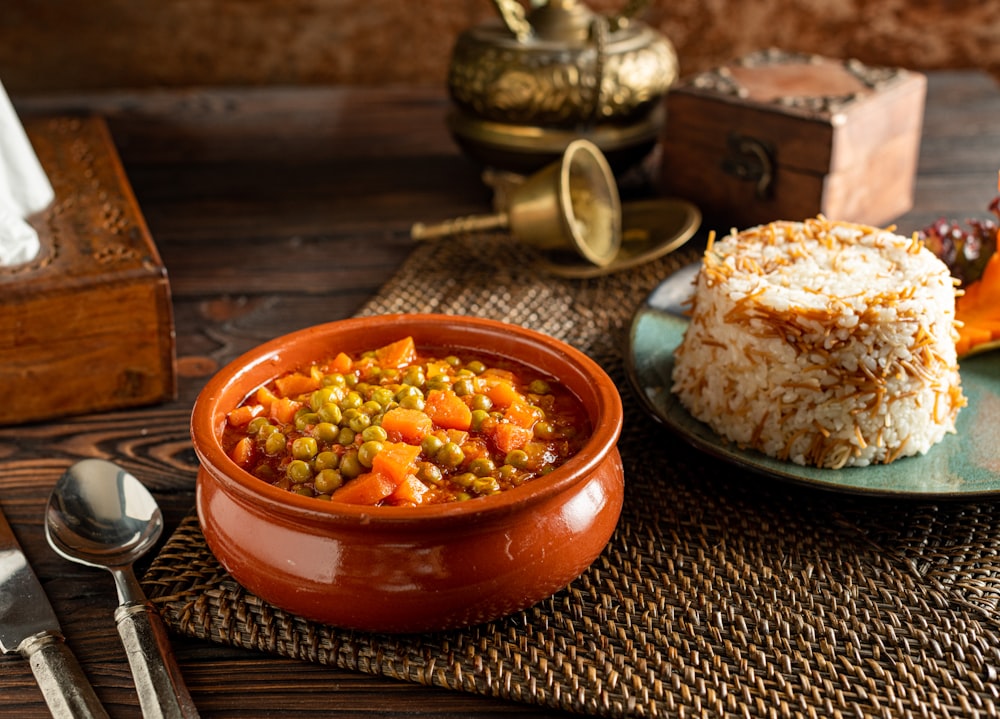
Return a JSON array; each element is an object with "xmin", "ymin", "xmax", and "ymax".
[{"xmin": 1, "ymin": 0, "xmax": 997, "ymax": 96}]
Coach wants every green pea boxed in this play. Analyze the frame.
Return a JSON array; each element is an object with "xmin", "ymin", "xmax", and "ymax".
[
  {"xmin": 465, "ymin": 360, "xmax": 486, "ymax": 375},
  {"xmin": 295, "ymin": 412, "xmax": 319, "ymax": 431},
  {"xmin": 357, "ymin": 440, "xmax": 384, "ymax": 468},
  {"xmin": 315, "ymin": 422, "xmax": 339, "ymax": 443},
  {"xmin": 468, "ymin": 457, "xmax": 496, "ymax": 477},
  {"xmin": 318, "ymin": 402, "xmax": 342, "ymax": 425},
  {"xmin": 437, "ymin": 442, "xmax": 465, "ymax": 468},
  {"xmin": 264, "ymin": 432, "xmax": 287, "ymax": 456},
  {"xmin": 451, "ymin": 472, "xmax": 477, "ymax": 489},
  {"xmin": 314, "ymin": 468, "xmax": 344, "ymax": 494},
  {"xmin": 471, "ymin": 477, "xmax": 500, "ymax": 495},
  {"xmin": 505, "ymin": 449, "xmax": 529, "ymax": 469},
  {"xmin": 420, "ymin": 435, "xmax": 445, "ymax": 457},
  {"xmin": 470, "ymin": 409, "xmax": 489, "ymax": 431},
  {"xmin": 247, "ymin": 416, "xmax": 269, "ymax": 434},
  {"xmin": 361, "ymin": 425, "xmax": 388, "ymax": 443},
  {"xmin": 416, "ymin": 462, "xmax": 443, "ymax": 486},
  {"xmin": 340, "ymin": 451, "xmax": 363, "ymax": 479},
  {"xmin": 315, "ymin": 451, "xmax": 340, "ymax": 471},
  {"xmin": 310, "ymin": 386, "xmax": 341, "ymax": 411},
  {"xmin": 528, "ymin": 379, "xmax": 551, "ymax": 395},
  {"xmin": 398, "ymin": 394, "xmax": 425, "ymax": 411},
  {"xmin": 533, "ymin": 421, "xmax": 558, "ymax": 440},
  {"xmin": 286, "ymin": 460, "xmax": 312, "ymax": 484},
  {"xmin": 348, "ymin": 413, "xmax": 371, "ymax": 433},
  {"xmin": 426, "ymin": 374, "xmax": 451, "ymax": 391},
  {"xmin": 402, "ymin": 366, "xmax": 425, "ymax": 387},
  {"xmin": 361, "ymin": 400, "xmax": 382, "ymax": 417},
  {"xmin": 444, "ymin": 355, "xmax": 462, "ymax": 367},
  {"xmin": 452, "ymin": 377, "xmax": 474, "ymax": 396},
  {"xmin": 256, "ymin": 422, "xmax": 279, "ymax": 439},
  {"xmin": 322, "ymin": 373, "xmax": 347, "ymax": 388},
  {"xmin": 340, "ymin": 391, "xmax": 363, "ymax": 410},
  {"xmin": 292, "ymin": 437, "xmax": 318, "ymax": 460},
  {"xmin": 337, "ymin": 427, "xmax": 356, "ymax": 445},
  {"xmin": 470, "ymin": 394, "xmax": 493, "ymax": 412},
  {"xmin": 371, "ymin": 388, "xmax": 395, "ymax": 407}
]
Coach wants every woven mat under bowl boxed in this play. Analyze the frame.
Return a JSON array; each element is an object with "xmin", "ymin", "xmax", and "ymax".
[{"xmin": 143, "ymin": 233, "xmax": 1000, "ymax": 717}]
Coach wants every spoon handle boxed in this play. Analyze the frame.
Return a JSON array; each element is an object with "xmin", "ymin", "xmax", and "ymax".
[{"xmin": 115, "ymin": 602, "xmax": 200, "ymax": 719}]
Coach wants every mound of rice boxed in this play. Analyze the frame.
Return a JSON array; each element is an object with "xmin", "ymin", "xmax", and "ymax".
[{"xmin": 671, "ymin": 216, "xmax": 967, "ymax": 469}]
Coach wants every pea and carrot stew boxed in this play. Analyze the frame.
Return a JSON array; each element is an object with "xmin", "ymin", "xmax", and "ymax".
[{"xmin": 221, "ymin": 336, "xmax": 591, "ymax": 506}]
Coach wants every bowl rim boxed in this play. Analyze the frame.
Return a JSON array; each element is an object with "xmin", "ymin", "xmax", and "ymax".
[{"xmin": 191, "ymin": 313, "xmax": 623, "ymax": 527}]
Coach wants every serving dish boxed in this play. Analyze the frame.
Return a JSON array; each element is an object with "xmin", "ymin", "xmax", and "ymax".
[
  {"xmin": 627, "ymin": 265, "xmax": 1000, "ymax": 498},
  {"xmin": 191, "ymin": 313, "xmax": 624, "ymax": 632}
]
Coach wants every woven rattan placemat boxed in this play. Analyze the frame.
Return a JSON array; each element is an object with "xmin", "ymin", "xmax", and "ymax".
[{"xmin": 143, "ymin": 233, "xmax": 1000, "ymax": 717}]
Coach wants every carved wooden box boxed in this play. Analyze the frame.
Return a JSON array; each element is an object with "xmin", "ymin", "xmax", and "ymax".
[
  {"xmin": 0, "ymin": 116, "xmax": 176, "ymax": 425},
  {"xmin": 659, "ymin": 50, "xmax": 927, "ymax": 228}
]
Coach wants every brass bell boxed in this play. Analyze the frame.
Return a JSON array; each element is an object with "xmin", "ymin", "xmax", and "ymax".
[{"xmin": 411, "ymin": 138, "xmax": 622, "ymax": 267}]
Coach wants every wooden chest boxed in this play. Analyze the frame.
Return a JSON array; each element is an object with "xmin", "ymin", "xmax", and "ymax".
[
  {"xmin": 0, "ymin": 116, "xmax": 176, "ymax": 425},
  {"xmin": 659, "ymin": 49, "xmax": 927, "ymax": 229}
]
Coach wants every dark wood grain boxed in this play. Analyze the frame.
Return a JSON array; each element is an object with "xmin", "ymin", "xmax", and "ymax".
[{"xmin": 1, "ymin": 72, "xmax": 998, "ymax": 718}]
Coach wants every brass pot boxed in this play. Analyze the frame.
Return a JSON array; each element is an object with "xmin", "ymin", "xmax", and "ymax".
[{"xmin": 447, "ymin": 0, "xmax": 678, "ymax": 173}]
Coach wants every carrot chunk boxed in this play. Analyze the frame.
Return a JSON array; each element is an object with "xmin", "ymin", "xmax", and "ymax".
[
  {"xmin": 387, "ymin": 474, "xmax": 430, "ymax": 506},
  {"xmin": 371, "ymin": 442, "xmax": 423, "ymax": 486},
  {"xmin": 268, "ymin": 396, "xmax": 302, "ymax": 425},
  {"xmin": 425, "ymin": 389, "xmax": 472, "ymax": 430},
  {"xmin": 381, "ymin": 407, "xmax": 433, "ymax": 443},
  {"xmin": 227, "ymin": 404, "xmax": 264, "ymax": 428},
  {"xmin": 477, "ymin": 376, "xmax": 522, "ymax": 408},
  {"xmin": 491, "ymin": 423, "xmax": 534, "ymax": 454},
  {"xmin": 275, "ymin": 372, "xmax": 321, "ymax": 398},
  {"xmin": 331, "ymin": 471, "xmax": 397, "ymax": 505},
  {"xmin": 375, "ymin": 336, "xmax": 417, "ymax": 369},
  {"xmin": 329, "ymin": 351, "xmax": 353, "ymax": 374},
  {"xmin": 229, "ymin": 436, "xmax": 255, "ymax": 467},
  {"xmin": 504, "ymin": 399, "xmax": 539, "ymax": 429}
]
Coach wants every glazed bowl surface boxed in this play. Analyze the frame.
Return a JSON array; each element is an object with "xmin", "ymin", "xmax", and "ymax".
[{"xmin": 191, "ymin": 313, "xmax": 624, "ymax": 633}]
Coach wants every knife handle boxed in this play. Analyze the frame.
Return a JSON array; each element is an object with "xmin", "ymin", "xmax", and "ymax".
[
  {"xmin": 115, "ymin": 601, "xmax": 200, "ymax": 719},
  {"xmin": 20, "ymin": 632, "xmax": 110, "ymax": 719}
]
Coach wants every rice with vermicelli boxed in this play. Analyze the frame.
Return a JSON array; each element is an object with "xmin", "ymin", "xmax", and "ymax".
[{"xmin": 670, "ymin": 216, "xmax": 966, "ymax": 469}]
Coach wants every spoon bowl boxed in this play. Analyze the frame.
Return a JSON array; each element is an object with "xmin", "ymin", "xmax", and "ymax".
[
  {"xmin": 46, "ymin": 460, "xmax": 162, "ymax": 572},
  {"xmin": 46, "ymin": 459, "xmax": 199, "ymax": 719}
]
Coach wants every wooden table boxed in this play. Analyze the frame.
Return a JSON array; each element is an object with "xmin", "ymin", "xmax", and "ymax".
[{"xmin": 2, "ymin": 70, "xmax": 999, "ymax": 718}]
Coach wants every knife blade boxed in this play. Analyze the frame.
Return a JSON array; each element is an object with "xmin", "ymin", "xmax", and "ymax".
[{"xmin": 0, "ymin": 502, "xmax": 109, "ymax": 719}]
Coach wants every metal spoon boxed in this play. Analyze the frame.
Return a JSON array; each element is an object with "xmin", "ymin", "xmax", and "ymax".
[{"xmin": 45, "ymin": 459, "xmax": 199, "ymax": 719}]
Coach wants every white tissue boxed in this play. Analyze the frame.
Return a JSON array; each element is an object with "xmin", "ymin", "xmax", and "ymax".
[{"xmin": 0, "ymin": 79, "xmax": 54, "ymax": 266}]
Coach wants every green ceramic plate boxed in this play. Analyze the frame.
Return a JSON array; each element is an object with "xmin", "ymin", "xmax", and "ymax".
[{"xmin": 626, "ymin": 264, "xmax": 1000, "ymax": 498}]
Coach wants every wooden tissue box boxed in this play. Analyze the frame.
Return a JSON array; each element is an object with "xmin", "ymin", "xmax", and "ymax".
[
  {"xmin": 659, "ymin": 49, "xmax": 926, "ymax": 228},
  {"xmin": 0, "ymin": 116, "xmax": 176, "ymax": 425}
]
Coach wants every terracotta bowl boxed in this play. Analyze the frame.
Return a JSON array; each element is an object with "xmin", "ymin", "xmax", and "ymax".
[{"xmin": 191, "ymin": 313, "xmax": 624, "ymax": 633}]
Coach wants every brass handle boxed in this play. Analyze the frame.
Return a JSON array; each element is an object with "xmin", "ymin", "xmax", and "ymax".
[
  {"xmin": 491, "ymin": 0, "xmax": 652, "ymax": 39},
  {"xmin": 722, "ymin": 134, "xmax": 775, "ymax": 200}
]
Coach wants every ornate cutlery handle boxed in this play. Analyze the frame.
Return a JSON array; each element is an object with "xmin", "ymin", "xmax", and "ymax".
[
  {"xmin": 115, "ymin": 602, "xmax": 200, "ymax": 719},
  {"xmin": 21, "ymin": 632, "xmax": 110, "ymax": 719}
]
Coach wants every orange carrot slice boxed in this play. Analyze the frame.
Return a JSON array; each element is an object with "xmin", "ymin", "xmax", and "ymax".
[
  {"xmin": 425, "ymin": 389, "xmax": 472, "ymax": 431},
  {"xmin": 371, "ymin": 442, "xmax": 423, "ymax": 486},
  {"xmin": 331, "ymin": 471, "xmax": 397, "ymax": 505},
  {"xmin": 380, "ymin": 407, "xmax": 433, "ymax": 443},
  {"xmin": 375, "ymin": 336, "xmax": 417, "ymax": 369}
]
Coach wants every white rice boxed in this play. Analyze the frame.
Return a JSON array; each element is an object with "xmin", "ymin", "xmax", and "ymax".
[{"xmin": 670, "ymin": 217, "xmax": 967, "ymax": 469}]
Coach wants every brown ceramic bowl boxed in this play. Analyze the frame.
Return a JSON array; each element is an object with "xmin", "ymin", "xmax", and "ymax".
[{"xmin": 191, "ymin": 313, "xmax": 624, "ymax": 633}]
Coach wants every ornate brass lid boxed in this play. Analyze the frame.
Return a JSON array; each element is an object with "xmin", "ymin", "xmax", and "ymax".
[{"xmin": 447, "ymin": 0, "xmax": 678, "ymax": 173}]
